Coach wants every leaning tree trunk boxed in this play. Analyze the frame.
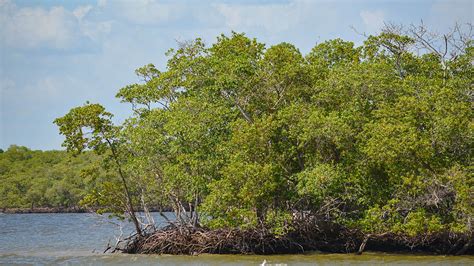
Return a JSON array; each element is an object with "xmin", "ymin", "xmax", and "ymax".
[{"xmin": 107, "ymin": 139, "xmax": 143, "ymax": 237}]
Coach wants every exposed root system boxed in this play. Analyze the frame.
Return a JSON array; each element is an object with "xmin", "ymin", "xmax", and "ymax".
[{"xmin": 116, "ymin": 219, "xmax": 473, "ymax": 255}]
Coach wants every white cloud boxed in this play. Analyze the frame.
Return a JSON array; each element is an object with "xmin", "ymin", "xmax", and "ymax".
[
  {"xmin": 430, "ymin": 0, "xmax": 473, "ymax": 25},
  {"xmin": 36, "ymin": 77, "xmax": 63, "ymax": 99},
  {"xmin": 81, "ymin": 20, "xmax": 112, "ymax": 42},
  {"xmin": 104, "ymin": 0, "xmax": 183, "ymax": 25},
  {"xmin": 2, "ymin": 76, "xmax": 66, "ymax": 103},
  {"xmin": 360, "ymin": 10, "xmax": 385, "ymax": 33},
  {"xmin": 97, "ymin": 0, "xmax": 107, "ymax": 8},
  {"xmin": 214, "ymin": 2, "xmax": 296, "ymax": 32},
  {"xmin": 73, "ymin": 5, "xmax": 93, "ymax": 20},
  {"xmin": 0, "ymin": 0, "xmax": 110, "ymax": 51}
]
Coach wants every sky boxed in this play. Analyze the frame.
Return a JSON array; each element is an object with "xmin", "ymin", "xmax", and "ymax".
[{"xmin": 0, "ymin": 0, "xmax": 472, "ymax": 150}]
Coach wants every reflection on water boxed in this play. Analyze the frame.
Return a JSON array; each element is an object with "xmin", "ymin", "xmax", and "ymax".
[{"xmin": 1, "ymin": 213, "xmax": 473, "ymax": 265}]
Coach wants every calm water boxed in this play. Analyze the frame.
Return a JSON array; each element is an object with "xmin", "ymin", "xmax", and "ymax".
[{"xmin": 0, "ymin": 213, "xmax": 472, "ymax": 265}]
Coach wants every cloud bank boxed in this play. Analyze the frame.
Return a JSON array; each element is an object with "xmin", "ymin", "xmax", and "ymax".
[{"xmin": 0, "ymin": 0, "xmax": 110, "ymax": 51}]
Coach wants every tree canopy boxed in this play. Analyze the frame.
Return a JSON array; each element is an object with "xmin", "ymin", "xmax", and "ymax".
[{"xmin": 54, "ymin": 25, "xmax": 473, "ymax": 240}]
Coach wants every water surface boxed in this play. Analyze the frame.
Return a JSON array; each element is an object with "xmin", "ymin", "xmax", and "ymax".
[{"xmin": 1, "ymin": 213, "xmax": 472, "ymax": 265}]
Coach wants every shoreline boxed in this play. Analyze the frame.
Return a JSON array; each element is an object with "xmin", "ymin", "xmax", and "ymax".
[
  {"xmin": 0, "ymin": 206, "xmax": 172, "ymax": 214},
  {"xmin": 2, "ymin": 209, "xmax": 471, "ymax": 256},
  {"xmin": 0, "ymin": 207, "xmax": 91, "ymax": 214}
]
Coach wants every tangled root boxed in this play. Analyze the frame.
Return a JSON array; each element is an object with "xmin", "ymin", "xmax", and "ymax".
[{"xmin": 118, "ymin": 219, "xmax": 473, "ymax": 255}]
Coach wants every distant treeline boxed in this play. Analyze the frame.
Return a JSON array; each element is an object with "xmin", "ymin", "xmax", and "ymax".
[{"xmin": 0, "ymin": 145, "xmax": 103, "ymax": 209}]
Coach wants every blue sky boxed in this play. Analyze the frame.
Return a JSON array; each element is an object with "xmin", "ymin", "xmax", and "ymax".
[{"xmin": 0, "ymin": 0, "xmax": 472, "ymax": 150}]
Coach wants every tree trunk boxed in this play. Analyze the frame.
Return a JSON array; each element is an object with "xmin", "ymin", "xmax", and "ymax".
[{"xmin": 106, "ymin": 138, "xmax": 143, "ymax": 237}]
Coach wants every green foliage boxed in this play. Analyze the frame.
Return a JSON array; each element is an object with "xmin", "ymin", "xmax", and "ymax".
[
  {"xmin": 53, "ymin": 103, "xmax": 116, "ymax": 154},
  {"xmin": 49, "ymin": 28, "xmax": 474, "ymax": 237},
  {"xmin": 296, "ymin": 163, "xmax": 345, "ymax": 203},
  {"xmin": 0, "ymin": 145, "xmax": 101, "ymax": 209}
]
